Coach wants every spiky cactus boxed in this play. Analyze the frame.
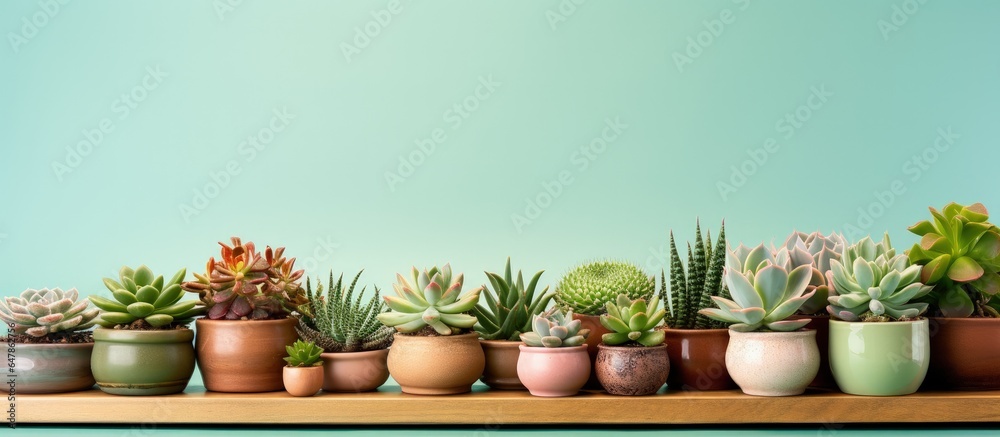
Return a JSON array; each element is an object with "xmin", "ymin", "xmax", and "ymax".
[
  {"xmin": 296, "ymin": 271, "xmax": 394, "ymax": 352},
  {"xmin": 662, "ymin": 220, "xmax": 728, "ymax": 329},
  {"xmin": 554, "ymin": 261, "xmax": 654, "ymax": 316},
  {"xmin": 520, "ymin": 308, "xmax": 590, "ymax": 347},
  {"xmin": 699, "ymin": 255, "xmax": 815, "ymax": 332},
  {"xmin": 600, "ymin": 294, "xmax": 666, "ymax": 346},
  {"xmin": 284, "ymin": 340, "xmax": 323, "ymax": 367},
  {"xmin": 377, "ymin": 264, "xmax": 482, "ymax": 335},
  {"xmin": 0, "ymin": 288, "xmax": 99, "ymax": 338},
  {"xmin": 89, "ymin": 265, "xmax": 205, "ymax": 329},
  {"xmin": 473, "ymin": 258, "xmax": 555, "ymax": 341},
  {"xmin": 828, "ymin": 235, "xmax": 933, "ymax": 322}
]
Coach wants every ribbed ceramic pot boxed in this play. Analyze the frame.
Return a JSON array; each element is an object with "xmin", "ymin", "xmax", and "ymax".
[
  {"xmin": 924, "ymin": 317, "xmax": 1000, "ymax": 390},
  {"xmin": 480, "ymin": 340, "xmax": 525, "ymax": 390},
  {"xmin": 829, "ymin": 319, "xmax": 929, "ymax": 396},
  {"xmin": 320, "ymin": 349, "xmax": 390, "ymax": 392},
  {"xmin": 283, "ymin": 365, "xmax": 324, "ymax": 397},
  {"xmin": 661, "ymin": 328, "xmax": 736, "ymax": 391},
  {"xmin": 572, "ymin": 313, "xmax": 611, "ymax": 390},
  {"xmin": 595, "ymin": 344, "xmax": 669, "ymax": 396},
  {"xmin": 11, "ymin": 342, "xmax": 94, "ymax": 394},
  {"xmin": 91, "ymin": 328, "xmax": 195, "ymax": 395},
  {"xmin": 517, "ymin": 345, "xmax": 590, "ymax": 397},
  {"xmin": 195, "ymin": 318, "xmax": 298, "ymax": 393},
  {"xmin": 387, "ymin": 332, "xmax": 485, "ymax": 395},
  {"xmin": 726, "ymin": 329, "xmax": 819, "ymax": 396}
]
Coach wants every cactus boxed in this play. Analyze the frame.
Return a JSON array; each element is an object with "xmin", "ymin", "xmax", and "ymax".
[
  {"xmin": 907, "ymin": 202, "xmax": 1000, "ymax": 318},
  {"xmin": 181, "ymin": 237, "xmax": 308, "ymax": 320},
  {"xmin": 296, "ymin": 271, "xmax": 395, "ymax": 352},
  {"xmin": 377, "ymin": 264, "xmax": 482, "ymax": 335},
  {"xmin": 89, "ymin": 265, "xmax": 205, "ymax": 329},
  {"xmin": 284, "ymin": 339, "xmax": 323, "ymax": 367},
  {"xmin": 828, "ymin": 234, "xmax": 933, "ymax": 322},
  {"xmin": 0, "ymin": 288, "xmax": 99, "ymax": 338},
  {"xmin": 699, "ymin": 249, "xmax": 815, "ymax": 332},
  {"xmin": 662, "ymin": 220, "xmax": 728, "ymax": 329},
  {"xmin": 600, "ymin": 294, "xmax": 666, "ymax": 346},
  {"xmin": 555, "ymin": 261, "xmax": 654, "ymax": 316},
  {"xmin": 519, "ymin": 307, "xmax": 590, "ymax": 348},
  {"xmin": 473, "ymin": 258, "xmax": 555, "ymax": 341}
]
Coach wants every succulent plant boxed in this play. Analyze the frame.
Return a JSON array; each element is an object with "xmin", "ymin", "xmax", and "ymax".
[
  {"xmin": 779, "ymin": 231, "xmax": 845, "ymax": 314},
  {"xmin": 473, "ymin": 258, "xmax": 555, "ymax": 341},
  {"xmin": 600, "ymin": 294, "xmax": 666, "ymax": 346},
  {"xmin": 182, "ymin": 237, "xmax": 308, "ymax": 320},
  {"xmin": 296, "ymin": 270, "xmax": 395, "ymax": 352},
  {"xmin": 662, "ymin": 220, "xmax": 728, "ymax": 329},
  {"xmin": 519, "ymin": 307, "xmax": 590, "ymax": 347},
  {"xmin": 555, "ymin": 261, "xmax": 654, "ymax": 316},
  {"xmin": 828, "ymin": 234, "xmax": 933, "ymax": 322},
  {"xmin": 0, "ymin": 288, "xmax": 99, "ymax": 338},
  {"xmin": 284, "ymin": 339, "xmax": 323, "ymax": 367},
  {"xmin": 89, "ymin": 266, "xmax": 205, "ymax": 329},
  {"xmin": 376, "ymin": 264, "xmax": 482, "ymax": 335},
  {"xmin": 907, "ymin": 202, "xmax": 1000, "ymax": 318},
  {"xmin": 699, "ymin": 248, "xmax": 815, "ymax": 332}
]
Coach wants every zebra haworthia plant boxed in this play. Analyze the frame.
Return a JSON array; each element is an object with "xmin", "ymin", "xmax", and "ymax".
[
  {"xmin": 520, "ymin": 308, "xmax": 590, "ymax": 348},
  {"xmin": 377, "ymin": 264, "xmax": 482, "ymax": 335},
  {"xmin": 296, "ymin": 270, "xmax": 394, "ymax": 352},
  {"xmin": 662, "ymin": 220, "xmax": 728, "ymax": 329}
]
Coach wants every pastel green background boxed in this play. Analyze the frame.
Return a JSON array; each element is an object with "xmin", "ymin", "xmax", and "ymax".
[{"xmin": 2, "ymin": 0, "xmax": 998, "ymax": 434}]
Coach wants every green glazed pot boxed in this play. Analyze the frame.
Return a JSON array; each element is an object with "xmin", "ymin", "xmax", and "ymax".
[
  {"xmin": 13, "ymin": 342, "xmax": 95, "ymax": 394},
  {"xmin": 91, "ymin": 328, "xmax": 196, "ymax": 396},
  {"xmin": 829, "ymin": 319, "xmax": 929, "ymax": 396}
]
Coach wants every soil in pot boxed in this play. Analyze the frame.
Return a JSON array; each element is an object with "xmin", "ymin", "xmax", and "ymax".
[
  {"xmin": 572, "ymin": 313, "xmax": 610, "ymax": 390},
  {"xmin": 387, "ymin": 331, "xmax": 485, "ymax": 395},
  {"xmin": 195, "ymin": 318, "xmax": 299, "ymax": 393},
  {"xmin": 91, "ymin": 327, "xmax": 196, "ymax": 396},
  {"xmin": 595, "ymin": 344, "xmax": 669, "ymax": 396},
  {"xmin": 517, "ymin": 344, "xmax": 590, "ymax": 397},
  {"xmin": 829, "ymin": 319, "xmax": 929, "ymax": 396},
  {"xmin": 726, "ymin": 329, "xmax": 819, "ymax": 397},
  {"xmin": 283, "ymin": 365, "xmax": 324, "ymax": 397},
  {"xmin": 321, "ymin": 349, "xmax": 390, "ymax": 393},
  {"xmin": 480, "ymin": 340, "xmax": 525, "ymax": 390},
  {"xmin": 6, "ymin": 333, "xmax": 94, "ymax": 394},
  {"xmin": 660, "ymin": 327, "xmax": 736, "ymax": 391}
]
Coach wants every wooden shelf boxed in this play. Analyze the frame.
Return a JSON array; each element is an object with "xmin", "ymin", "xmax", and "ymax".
[{"xmin": 18, "ymin": 386, "xmax": 1000, "ymax": 425}]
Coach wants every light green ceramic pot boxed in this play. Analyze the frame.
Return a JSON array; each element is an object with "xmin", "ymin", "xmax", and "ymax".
[
  {"xmin": 91, "ymin": 328, "xmax": 196, "ymax": 396},
  {"xmin": 829, "ymin": 319, "xmax": 929, "ymax": 396}
]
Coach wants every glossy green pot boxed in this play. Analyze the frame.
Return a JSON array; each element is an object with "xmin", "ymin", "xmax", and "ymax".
[
  {"xmin": 91, "ymin": 328, "xmax": 196, "ymax": 396},
  {"xmin": 829, "ymin": 319, "xmax": 929, "ymax": 396}
]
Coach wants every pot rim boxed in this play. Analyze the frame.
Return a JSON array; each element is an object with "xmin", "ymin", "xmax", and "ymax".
[
  {"xmin": 518, "ymin": 344, "xmax": 587, "ymax": 353},
  {"xmin": 571, "ymin": 313, "xmax": 604, "ymax": 319},
  {"xmin": 94, "ymin": 327, "xmax": 194, "ymax": 343},
  {"xmin": 320, "ymin": 349, "xmax": 389, "ymax": 357},
  {"xmin": 658, "ymin": 327, "xmax": 731, "ymax": 334},
  {"xmin": 727, "ymin": 328, "xmax": 816, "ymax": 338},
  {"xmin": 596, "ymin": 343, "xmax": 668, "ymax": 351},
  {"xmin": 829, "ymin": 319, "xmax": 929, "ymax": 326},
  {"xmin": 195, "ymin": 317, "xmax": 297, "ymax": 326},
  {"xmin": 480, "ymin": 339, "xmax": 522, "ymax": 347},
  {"xmin": 8, "ymin": 340, "xmax": 94, "ymax": 348},
  {"xmin": 927, "ymin": 316, "xmax": 1000, "ymax": 324},
  {"xmin": 283, "ymin": 364, "xmax": 324, "ymax": 373},
  {"xmin": 392, "ymin": 331, "xmax": 481, "ymax": 341}
]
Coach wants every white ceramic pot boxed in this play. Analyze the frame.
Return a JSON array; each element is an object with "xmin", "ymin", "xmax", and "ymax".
[{"xmin": 725, "ymin": 329, "xmax": 819, "ymax": 396}]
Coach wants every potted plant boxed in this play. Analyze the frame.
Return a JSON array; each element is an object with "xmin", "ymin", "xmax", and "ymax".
[
  {"xmin": 376, "ymin": 264, "xmax": 485, "ymax": 395},
  {"xmin": 473, "ymin": 257, "xmax": 554, "ymax": 390},
  {"xmin": 595, "ymin": 294, "xmax": 669, "ymax": 396},
  {"xmin": 658, "ymin": 220, "xmax": 737, "ymax": 390},
  {"xmin": 554, "ymin": 260, "xmax": 654, "ymax": 388},
  {"xmin": 827, "ymin": 234, "xmax": 933, "ymax": 396},
  {"xmin": 283, "ymin": 339, "xmax": 324, "ymax": 397},
  {"xmin": 88, "ymin": 265, "xmax": 205, "ymax": 395},
  {"xmin": 700, "ymin": 249, "xmax": 819, "ymax": 396},
  {"xmin": 517, "ymin": 308, "xmax": 591, "ymax": 397},
  {"xmin": 181, "ymin": 237, "xmax": 307, "ymax": 393},
  {"xmin": 296, "ymin": 270, "xmax": 394, "ymax": 392},
  {"xmin": 906, "ymin": 202, "xmax": 1000, "ymax": 390},
  {"xmin": 0, "ymin": 288, "xmax": 99, "ymax": 393}
]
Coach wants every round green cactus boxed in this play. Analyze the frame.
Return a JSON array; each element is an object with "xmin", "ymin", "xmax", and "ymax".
[
  {"xmin": 90, "ymin": 265, "xmax": 205, "ymax": 329},
  {"xmin": 555, "ymin": 261, "xmax": 655, "ymax": 315},
  {"xmin": 0, "ymin": 288, "xmax": 99, "ymax": 337}
]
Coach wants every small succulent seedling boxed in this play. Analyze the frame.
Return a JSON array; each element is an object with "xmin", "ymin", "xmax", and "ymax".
[
  {"xmin": 600, "ymin": 294, "xmax": 666, "ymax": 346},
  {"xmin": 90, "ymin": 265, "xmax": 205, "ymax": 329},
  {"xmin": 377, "ymin": 264, "xmax": 482, "ymax": 335},
  {"xmin": 555, "ymin": 260, "xmax": 654, "ymax": 316},
  {"xmin": 284, "ymin": 339, "xmax": 323, "ymax": 367},
  {"xmin": 519, "ymin": 308, "xmax": 590, "ymax": 347},
  {"xmin": 297, "ymin": 270, "xmax": 394, "ymax": 352},
  {"xmin": 473, "ymin": 258, "xmax": 555, "ymax": 341},
  {"xmin": 0, "ymin": 288, "xmax": 99, "ymax": 338}
]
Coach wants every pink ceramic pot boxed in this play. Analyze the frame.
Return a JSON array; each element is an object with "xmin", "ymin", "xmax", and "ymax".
[{"xmin": 516, "ymin": 345, "xmax": 590, "ymax": 397}]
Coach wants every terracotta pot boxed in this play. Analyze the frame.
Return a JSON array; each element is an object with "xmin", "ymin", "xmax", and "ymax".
[
  {"xmin": 661, "ymin": 327, "xmax": 736, "ymax": 391},
  {"xmin": 387, "ymin": 332, "xmax": 485, "ymax": 395},
  {"xmin": 11, "ymin": 342, "xmax": 94, "ymax": 394},
  {"xmin": 320, "ymin": 349, "xmax": 390, "ymax": 392},
  {"xmin": 195, "ymin": 318, "xmax": 298, "ymax": 393},
  {"xmin": 572, "ymin": 313, "xmax": 611, "ymax": 389},
  {"xmin": 480, "ymin": 340, "xmax": 525, "ymax": 390},
  {"xmin": 925, "ymin": 317, "xmax": 1000, "ymax": 390},
  {"xmin": 726, "ymin": 329, "xmax": 819, "ymax": 396},
  {"xmin": 283, "ymin": 365, "xmax": 324, "ymax": 397},
  {"xmin": 829, "ymin": 319, "xmax": 929, "ymax": 396},
  {"xmin": 595, "ymin": 344, "xmax": 669, "ymax": 396},
  {"xmin": 517, "ymin": 345, "xmax": 590, "ymax": 397},
  {"xmin": 788, "ymin": 314, "xmax": 836, "ymax": 390},
  {"xmin": 91, "ymin": 328, "xmax": 195, "ymax": 396}
]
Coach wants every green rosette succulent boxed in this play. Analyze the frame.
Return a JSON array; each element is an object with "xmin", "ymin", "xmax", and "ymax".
[
  {"xmin": 662, "ymin": 220, "xmax": 728, "ymax": 329},
  {"xmin": 828, "ymin": 234, "xmax": 932, "ymax": 322},
  {"xmin": 907, "ymin": 202, "xmax": 1000, "ymax": 317},
  {"xmin": 473, "ymin": 258, "xmax": 555, "ymax": 341},
  {"xmin": 519, "ymin": 307, "xmax": 590, "ymax": 348},
  {"xmin": 555, "ymin": 261, "xmax": 654, "ymax": 316},
  {"xmin": 600, "ymin": 294, "xmax": 666, "ymax": 346},
  {"xmin": 0, "ymin": 288, "xmax": 99, "ymax": 338},
  {"xmin": 284, "ymin": 339, "xmax": 323, "ymax": 367},
  {"xmin": 377, "ymin": 264, "xmax": 482, "ymax": 335},
  {"xmin": 90, "ymin": 265, "xmax": 205, "ymax": 329}
]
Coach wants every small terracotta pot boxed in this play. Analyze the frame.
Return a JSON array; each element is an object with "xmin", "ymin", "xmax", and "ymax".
[
  {"xmin": 788, "ymin": 314, "xmax": 836, "ymax": 390},
  {"xmin": 517, "ymin": 345, "xmax": 590, "ymax": 397},
  {"xmin": 925, "ymin": 317, "xmax": 1000, "ymax": 390},
  {"xmin": 91, "ymin": 328, "xmax": 195, "ymax": 396},
  {"xmin": 283, "ymin": 365, "xmax": 324, "ymax": 397},
  {"xmin": 320, "ymin": 349, "xmax": 390, "ymax": 392},
  {"xmin": 11, "ymin": 342, "xmax": 94, "ymax": 394},
  {"xmin": 572, "ymin": 313, "xmax": 611, "ymax": 389},
  {"xmin": 726, "ymin": 329, "xmax": 819, "ymax": 396},
  {"xmin": 480, "ymin": 340, "xmax": 525, "ymax": 390},
  {"xmin": 661, "ymin": 327, "xmax": 736, "ymax": 391},
  {"xmin": 195, "ymin": 318, "xmax": 298, "ymax": 393},
  {"xmin": 595, "ymin": 344, "xmax": 669, "ymax": 396},
  {"xmin": 387, "ymin": 332, "xmax": 485, "ymax": 395}
]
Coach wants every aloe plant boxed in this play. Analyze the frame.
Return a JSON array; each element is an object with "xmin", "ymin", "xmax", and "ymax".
[
  {"xmin": 89, "ymin": 265, "xmax": 205, "ymax": 329},
  {"xmin": 662, "ymin": 220, "xmax": 728, "ymax": 329},
  {"xmin": 0, "ymin": 288, "xmax": 99, "ymax": 338},
  {"xmin": 600, "ymin": 294, "xmax": 666, "ymax": 346},
  {"xmin": 519, "ymin": 308, "xmax": 590, "ymax": 347},
  {"xmin": 296, "ymin": 271, "xmax": 394, "ymax": 352},
  {"xmin": 555, "ymin": 261, "xmax": 654, "ymax": 316},
  {"xmin": 829, "ymin": 234, "xmax": 933, "ymax": 322},
  {"xmin": 376, "ymin": 264, "xmax": 482, "ymax": 335},
  {"xmin": 473, "ymin": 258, "xmax": 555, "ymax": 341}
]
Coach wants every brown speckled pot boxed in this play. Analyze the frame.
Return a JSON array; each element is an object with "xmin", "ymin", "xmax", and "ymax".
[
  {"xmin": 924, "ymin": 317, "xmax": 1000, "ymax": 390},
  {"xmin": 661, "ymin": 327, "xmax": 736, "ymax": 391},
  {"xmin": 480, "ymin": 340, "xmax": 525, "ymax": 390},
  {"xmin": 595, "ymin": 344, "xmax": 669, "ymax": 396},
  {"xmin": 283, "ymin": 365, "xmax": 324, "ymax": 397},
  {"xmin": 195, "ymin": 318, "xmax": 298, "ymax": 393},
  {"xmin": 788, "ymin": 314, "xmax": 836, "ymax": 390},
  {"xmin": 12, "ymin": 342, "xmax": 94, "ymax": 394},
  {"xmin": 726, "ymin": 329, "xmax": 819, "ymax": 396},
  {"xmin": 387, "ymin": 332, "xmax": 485, "ymax": 395},
  {"xmin": 572, "ymin": 313, "xmax": 611, "ymax": 389},
  {"xmin": 320, "ymin": 349, "xmax": 390, "ymax": 392}
]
